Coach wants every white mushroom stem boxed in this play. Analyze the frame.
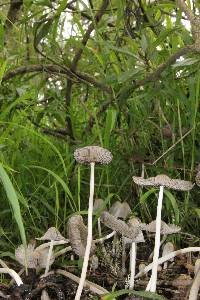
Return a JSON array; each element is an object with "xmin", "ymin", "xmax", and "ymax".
[
  {"xmin": 146, "ymin": 185, "xmax": 164, "ymax": 292},
  {"xmin": 36, "ymin": 240, "xmax": 68, "ymax": 252},
  {"xmin": 135, "ymin": 247, "xmax": 200, "ymax": 278},
  {"xmin": 94, "ymin": 231, "xmax": 116, "ymax": 243},
  {"xmin": 0, "ymin": 268, "xmax": 23, "ymax": 286},
  {"xmin": 189, "ymin": 264, "xmax": 200, "ymax": 300},
  {"xmin": 129, "ymin": 242, "xmax": 137, "ymax": 290},
  {"xmin": 75, "ymin": 162, "xmax": 95, "ymax": 300},
  {"xmin": 97, "ymin": 218, "xmax": 102, "ymax": 237},
  {"xmin": 44, "ymin": 240, "xmax": 54, "ymax": 276}
]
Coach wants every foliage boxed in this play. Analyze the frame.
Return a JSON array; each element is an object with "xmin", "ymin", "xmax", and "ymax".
[{"xmin": 0, "ymin": 0, "xmax": 199, "ymax": 254}]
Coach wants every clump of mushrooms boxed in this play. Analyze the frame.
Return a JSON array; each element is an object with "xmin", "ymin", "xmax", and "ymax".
[
  {"xmin": 133, "ymin": 174, "xmax": 193, "ymax": 292},
  {"xmin": 74, "ymin": 146, "xmax": 112, "ymax": 300}
]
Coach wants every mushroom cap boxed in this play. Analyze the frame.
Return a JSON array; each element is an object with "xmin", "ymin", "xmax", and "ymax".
[
  {"xmin": 141, "ymin": 220, "xmax": 181, "ymax": 235},
  {"xmin": 109, "ymin": 201, "xmax": 131, "ymax": 219},
  {"xmin": 133, "ymin": 174, "xmax": 193, "ymax": 191},
  {"xmin": 162, "ymin": 242, "xmax": 175, "ymax": 257},
  {"xmin": 195, "ymin": 171, "xmax": 200, "ymax": 187},
  {"xmin": 15, "ymin": 241, "xmax": 38, "ymax": 269},
  {"xmin": 67, "ymin": 215, "xmax": 96, "ymax": 257},
  {"xmin": 100, "ymin": 211, "xmax": 140, "ymax": 241},
  {"xmin": 15, "ymin": 241, "xmax": 55, "ymax": 269},
  {"xmin": 37, "ymin": 227, "xmax": 66, "ymax": 241},
  {"xmin": 125, "ymin": 217, "xmax": 145, "ymax": 243},
  {"xmin": 74, "ymin": 146, "xmax": 112, "ymax": 165},
  {"xmin": 93, "ymin": 198, "xmax": 105, "ymax": 212}
]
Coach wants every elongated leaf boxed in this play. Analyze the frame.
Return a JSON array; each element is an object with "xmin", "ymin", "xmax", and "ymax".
[
  {"xmin": 0, "ymin": 61, "xmax": 7, "ymax": 85},
  {"xmin": 164, "ymin": 190, "xmax": 179, "ymax": 223},
  {"xmin": 0, "ymin": 164, "xmax": 26, "ymax": 246},
  {"xmin": 30, "ymin": 165, "xmax": 76, "ymax": 211},
  {"xmin": 101, "ymin": 289, "xmax": 167, "ymax": 300},
  {"xmin": 103, "ymin": 109, "xmax": 117, "ymax": 148}
]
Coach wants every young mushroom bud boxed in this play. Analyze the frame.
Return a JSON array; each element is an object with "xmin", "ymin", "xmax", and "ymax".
[
  {"xmin": 74, "ymin": 146, "xmax": 112, "ymax": 300},
  {"xmin": 162, "ymin": 242, "xmax": 175, "ymax": 269}
]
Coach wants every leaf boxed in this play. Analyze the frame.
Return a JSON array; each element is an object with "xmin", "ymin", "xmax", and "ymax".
[
  {"xmin": 172, "ymin": 57, "xmax": 200, "ymax": 68},
  {"xmin": 164, "ymin": 190, "xmax": 180, "ymax": 223},
  {"xmin": 30, "ymin": 165, "xmax": 76, "ymax": 211},
  {"xmin": 118, "ymin": 68, "xmax": 143, "ymax": 83},
  {"xmin": 103, "ymin": 109, "xmax": 117, "ymax": 148},
  {"xmin": 101, "ymin": 289, "xmax": 167, "ymax": 300},
  {"xmin": 150, "ymin": 28, "xmax": 178, "ymax": 53},
  {"xmin": 0, "ymin": 61, "xmax": 7, "ymax": 85},
  {"xmin": 194, "ymin": 208, "xmax": 200, "ymax": 218},
  {"xmin": 0, "ymin": 164, "xmax": 27, "ymax": 247},
  {"xmin": 34, "ymin": 19, "xmax": 53, "ymax": 46},
  {"xmin": 139, "ymin": 188, "xmax": 157, "ymax": 204}
]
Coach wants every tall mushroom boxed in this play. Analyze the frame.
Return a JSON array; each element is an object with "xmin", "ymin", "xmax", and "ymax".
[
  {"xmin": 74, "ymin": 146, "xmax": 112, "ymax": 300},
  {"xmin": 133, "ymin": 174, "xmax": 193, "ymax": 292}
]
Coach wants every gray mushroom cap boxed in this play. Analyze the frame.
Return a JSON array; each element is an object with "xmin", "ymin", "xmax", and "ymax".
[
  {"xmin": 67, "ymin": 215, "xmax": 96, "ymax": 258},
  {"xmin": 74, "ymin": 146, "xmax": 112, "ymax": 165},
  {"xmin": 124, "ymin": 217, "xmax": 145, "ymax": 243},
  {"xmin": 100, "ymin": 211, "xmax": 140, "ymax": 241},
  {"xmin": 133, "ymin": 174, "xmax": 193, "ymax": 191},
  {"xmin": 109, "ymin": 201, "xmax": 131, "ymax": 219},
  {"xmin": 140, "ymin": 220, "xmax": 181, "ymax": 235},
  {"xmin": 93, "ymin": 198, "xmax": 105, "ymax": 212},
  {"xmin": 37, "ymin": 227, "xmax": 67, "ymax": 241},
  {"xmin": 15, "ymin": 241, "xmax": 55, "ymax": 269}
]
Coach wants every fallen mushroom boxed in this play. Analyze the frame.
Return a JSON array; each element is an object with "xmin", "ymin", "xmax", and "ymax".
[
  {"xmin": 74, "ymin": 145, "xmax": 112, "ymax": 300},
  {"xmin": 188, "ymin": 258, "xmax": 200, "ymax": 300},
  {"xmin": 0, "ymin": 268, "xmax": 23, "ymax": 286},
  {"xmin": 36, "ymin": 227, "xmax": 67, "ymax": 276},
  {"xmin": 133, "ymin": 174, "xmax": 193, "ymax": 292}
]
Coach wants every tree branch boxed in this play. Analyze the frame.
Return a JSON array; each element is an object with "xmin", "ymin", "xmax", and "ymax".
[{"xmin": 2, "ymin": 64, "xmax": 112, "ymax": 93}]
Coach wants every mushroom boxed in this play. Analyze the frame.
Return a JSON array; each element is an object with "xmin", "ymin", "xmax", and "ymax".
[
  {"xmin": 133, "ymin": 174, "xmax": 193, "ymax": 292},
  {"xmin": 188, "ymin": 258, "xmax": 200, "ymax": 300},
  {"xmin": 109, "ymin": 201, "xmax": 131, "ymax": 256},
  {"xmin": 36, "ymin": 227, "xmax": 67, "ymax": 276},
  {"xmin": 93, "ymin": 198, "xmax": 105, "ymax": 237},
  {"xmin": 67, "ymin": 215, "xmax": 96, "ymax": 258},
  {"xmin": 74, "ymin": 146, "xmax": 112, "ymax": 300},
  {"xmin": 127, "ymin": 217, "xmax": 145, "ymax": 290},
  {"xmin": 162, "ymin": 242, "xmax": 175, "ymax": 269}
]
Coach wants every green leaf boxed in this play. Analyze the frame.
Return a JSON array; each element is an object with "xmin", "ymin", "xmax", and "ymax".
[
  {"xmin": 0, "ymin": 164, "xmax": 27, "ymax": 247},
  {"xmin": 101, "ymin": 289, "xmax": 167, "ymax": 300},
  {"xmin": 0, "ymin": 61, "xmax": 7, "ymax": 85},
  {"xmin": 30, "ymin": 165, "xmax": 76, "ymax": 211},
  {"xmin": 139, "ymin": 188, "xmax": 157, "ymax": 204},
  {"xmin": 172, "ymin": 57, "xmax": 200, "ymax": 68},
  {"xmin": 103, "ymin": 109, "xmax": 117, "ymax": 148},
  {"xmin": 164, "ymin": 190, "xmax": 179, "ymax": 223},
  {"xmin": 118, "ymin": 67, "xmax": 143, "ymax": 83},
  {"xmin": 194, "ymin": 208, "xmax": 200, "ymax": 218}
]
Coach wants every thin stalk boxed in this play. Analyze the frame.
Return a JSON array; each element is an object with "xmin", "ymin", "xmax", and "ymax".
[
  {"xmin": 135, "ymin": 247, "xmax": 200, "ymax": 278},
  {"xmin": 188, "ymin": 269, "xmax": 200, "ymax": 300},
  {"xmin": 129, "ymin": 243, "xmax": 136, "ymax": 290},
  {"xmin": 44, "ymin": 240, "xmax": 54, "ymax": 276},
  {"xmin": 0, "ymin": 268, "xmax": 23, "ymax": 286},
  {"xmin": 146, "ymin": 186, "xmax": 164, "ymax": 292},
  {"xmin": 75, "ymin": 162, "xmax": 95, "ymax": 300}
]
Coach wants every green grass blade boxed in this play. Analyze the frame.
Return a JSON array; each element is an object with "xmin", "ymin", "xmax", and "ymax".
[
  {"xmin": 0, "ymin": 164, "xmax": 27, "ymax": 246},
  {"xmin": 101, "ymin": 289, "xmax": 167, "ymax": 300}
]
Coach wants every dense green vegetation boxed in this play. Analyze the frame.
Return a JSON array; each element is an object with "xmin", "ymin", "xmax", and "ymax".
[{"xmin": 0, "ymin": 0, "xmax": 199, "ymax": 258}]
